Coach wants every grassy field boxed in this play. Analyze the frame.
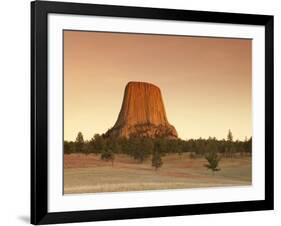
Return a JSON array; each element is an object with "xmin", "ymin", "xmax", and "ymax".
[{"xmin": 64, "ymin": 153, "xmax": 251, "ymax": 194}]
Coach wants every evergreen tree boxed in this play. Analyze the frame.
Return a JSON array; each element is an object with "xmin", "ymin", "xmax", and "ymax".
[
  {"xmin": 75, "ymin": 132, "xmax": 84, "ymax": 152},
  {"xmin": 90, "ymin": 134, "xmax": 106, "ymax": 153},
  {"xmin": 152, "ymin": 151, "xmax": 163, "ymax": 171},
  {"xmin": 64, "ymin": 141, "xmax": 71, "ymax": 154},
  {"xmin": 101, "ymin": 149, "xmax": 115, "ymax": 166},
  {"xmin": 204, "ymin": 151, "xmax": 221, "ymax": 174},
  {"xmin": 226, "ymin": 129, "xmax": 234, "ymax": 158},
  {"xmin": 227, "ymin": 129, "xmax": 233, "ymax": 142},
  {"xmin": 245, "ymin": 137, "xmax": 252, "ymax": 155}
]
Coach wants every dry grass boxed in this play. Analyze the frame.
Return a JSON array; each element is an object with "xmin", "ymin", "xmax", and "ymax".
[{"xmin": 64, "ymin": 153, "xmax": 251, "ymax": 194}]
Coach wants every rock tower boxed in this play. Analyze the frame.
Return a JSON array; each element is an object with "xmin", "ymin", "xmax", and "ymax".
[{"xmin": 105, "ymin": 81, "xmax": 178, "ymax": 139}]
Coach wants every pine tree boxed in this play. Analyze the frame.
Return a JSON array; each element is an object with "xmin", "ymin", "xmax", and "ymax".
[
  {"xmin": 152, "ymin": 151, "xmax": 163, "ymax": 171},
  {"xmin": 101, "ymin": 149, "xmax": 115, "ymax": 166},
  {"xmin": 226, "ymin": 129, "xmax": 234, "ymax": 158},
  {"xmin": 204, "ymin": 151, "xmax": 221, "ymax": 174},
  {"xmin": 227, "ymin": 129, "xmax": 233, "ymax": 142},
  {"xmin": 75, "ymin": 132, "xmax": 84, "ymax": 152}
]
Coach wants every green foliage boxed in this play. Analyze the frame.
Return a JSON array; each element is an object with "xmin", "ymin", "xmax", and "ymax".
[
  {"xmin": 154, "ymin": 138, "xmax": 167, "ymax": 155},
  {"xmin": 76, "ymin": 132, "xmax": 84, "ymax": 143},
  {"xmin": 133, "ymin": 138, "xmax": 154, "ymax": 163},
  {"xmin": 100, "ymin": 149, "xmax": 115, "ymax": 166},
  {"xmin": 64, "ymin": 141, "xmax": 75, "ymax": 154},
  {"xmin": 64, "ymin": 130, "xmax": 252, "ymax": 158},
  {"xmin": 204, "ymin": 151, "xmax": 221, "ymax": 174},
  {"xmin": 227, "ymin": 129, "xmax": 233, "ymax": 142},
  {"xmin": 245, "ymin": 137, "xmax": 252, "ymax": 156},
  {"xmin": 225, "ymin": 130, "xmax": 235, "ymax": 158},
  {"xmin": 75, "ymin": 132, "xmax": 84, "ymax": 152},
  {"xmin": 90, "ymin": 134, "xmax": 106, "ymax": 152},
  {"xmin": 151, "ymin": 151, "xmax": 163, "ymax": 171},
  {"xmin": 120, "ymin": 137, "xmax": 153, "ymax": 162}
]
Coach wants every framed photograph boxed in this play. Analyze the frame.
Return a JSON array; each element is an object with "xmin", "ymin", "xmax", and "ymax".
[{"xmin": 31, "ymin": 0, "xmax": 274, "ymax": 224}]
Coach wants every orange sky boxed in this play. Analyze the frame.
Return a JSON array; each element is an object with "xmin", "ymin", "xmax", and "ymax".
[{"xmin": 64, "ymin": 30, "xmax": 252, "ymax": 141}]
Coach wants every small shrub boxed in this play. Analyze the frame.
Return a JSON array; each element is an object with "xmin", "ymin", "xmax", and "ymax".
[
  {"xmin": 204, "ymin": 151, "xmax": 221, "ymax": 174},
  {"xmin": 101, "ymin": 149, "xmax": 115, "ymax": 166}
]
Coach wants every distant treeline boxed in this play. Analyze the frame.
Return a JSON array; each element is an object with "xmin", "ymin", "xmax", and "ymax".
[{"xmin": 64, "ymin": 130, "xmax": 252, "ymax": 161}]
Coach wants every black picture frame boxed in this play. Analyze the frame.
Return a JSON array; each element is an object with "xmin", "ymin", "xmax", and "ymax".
[{"xmin": 31, "ymin": 0, "xmax": 274, "ymax": 224}]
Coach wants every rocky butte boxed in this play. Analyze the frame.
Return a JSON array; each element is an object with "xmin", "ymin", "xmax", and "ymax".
[{"xmin": 105, "ymin": 81, "xmax": 178, "ymax": 139}]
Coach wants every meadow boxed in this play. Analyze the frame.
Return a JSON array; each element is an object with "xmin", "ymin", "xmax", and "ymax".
[{"xmin": 64, "ymin": 153, "xmax": 251, "ymax": 194}]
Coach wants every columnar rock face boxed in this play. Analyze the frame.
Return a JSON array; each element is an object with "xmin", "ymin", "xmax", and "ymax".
[{"xmin": 105, "ymin": 81, "xmax": 178, "ymax": 139}]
